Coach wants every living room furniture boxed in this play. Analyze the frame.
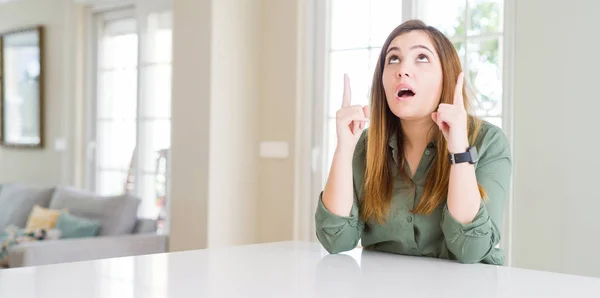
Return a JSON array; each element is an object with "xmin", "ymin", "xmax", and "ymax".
[{"xmin": 0, "ymin": 183, "xmax": 167, "ymax": 268}]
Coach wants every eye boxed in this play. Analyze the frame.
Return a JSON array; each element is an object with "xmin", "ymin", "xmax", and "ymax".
[
  {"xmin": 388, "ymin": 55, "xmax": 400, "ymax": 64},
  {"xmin": 416, "ymin": 53, "xmax": 429, "ymax": 63}
]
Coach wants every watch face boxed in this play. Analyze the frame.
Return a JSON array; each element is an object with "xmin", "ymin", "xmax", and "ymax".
[{"xmin": 469, "ymin": 146, "xmax": 479, "ymax": 163}]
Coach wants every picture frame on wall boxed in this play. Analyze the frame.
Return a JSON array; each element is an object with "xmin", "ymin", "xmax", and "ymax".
[{"xmin": 0, "ymin": 25, "xmax": 44, "ymax": 148}]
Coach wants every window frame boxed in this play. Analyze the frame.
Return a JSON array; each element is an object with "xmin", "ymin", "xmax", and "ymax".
[
  {"xmin": 87, "ymin": 6, "xmax": 137, "ymax": 193},
  {"xmin": 84, "ymin": 0, "xmax": 172, "ymax": 230}
]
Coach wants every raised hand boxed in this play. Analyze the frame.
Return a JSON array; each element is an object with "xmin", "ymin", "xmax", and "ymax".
[
  {"xmin": 431, "ymin": 72, "xmax": 469, "ymax": 154},
  {"xmin": 335, "ymin": 74, "xmax": 370, "ymax": 154}
]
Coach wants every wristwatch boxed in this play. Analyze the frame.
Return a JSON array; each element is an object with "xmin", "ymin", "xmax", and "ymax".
[{"xmin": 449, "ymin": 146, "xmax": 478, "ymax": 164}]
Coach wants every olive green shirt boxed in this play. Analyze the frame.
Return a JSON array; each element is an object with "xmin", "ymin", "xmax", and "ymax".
[{"xmin": 315, "ymin": 121, "xmax": 511, "ymax": 265}]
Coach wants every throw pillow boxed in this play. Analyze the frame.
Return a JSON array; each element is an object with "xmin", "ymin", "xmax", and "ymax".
[
  {"xmin": 55, "ymin": 212, "xmax": 101, "ymax": 239},
  {"xmin": 25, "ymin": 205, "xmax": 62, "ymax": 231}
]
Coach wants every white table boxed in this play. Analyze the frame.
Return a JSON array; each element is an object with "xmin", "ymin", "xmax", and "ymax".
[{"xmin": 0, "ymin": 241, "xmax": 599, "ymax": 297}]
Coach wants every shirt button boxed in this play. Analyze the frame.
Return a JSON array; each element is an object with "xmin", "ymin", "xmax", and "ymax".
[
  {"xmin": 407, "ymin": 216, "xmax": 413, "ymax": 223},
  {"xmin": 425, "ymin": 150, "xmax": 430, "ymax": 156}
]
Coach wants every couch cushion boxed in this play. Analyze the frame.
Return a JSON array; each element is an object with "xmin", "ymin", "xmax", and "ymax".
[
  {"xmin": 133, "ymin": 218, "xmax": 158, "ymax": 234},
  {"xmin": 49, "ymin": 188, "xmax": 140, "ymax": 236},
  {"xmin": 55, "ymin": 211, "xmax": 101, "ymax": 239},
  {"xmin": 25, "ymin": 205, "xmax": 63, "ymax": 232},
  {"xmin": 0, "ymin": 184, "xmax": 55, "ymax": 232}
]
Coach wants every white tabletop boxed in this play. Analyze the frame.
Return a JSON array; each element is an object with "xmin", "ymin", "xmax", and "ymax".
[{"xmin": 0, "ymin": 241, "xmax": 599, "ymax": 298}]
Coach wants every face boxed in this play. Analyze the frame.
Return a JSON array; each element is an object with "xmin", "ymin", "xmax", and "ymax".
[{"xmin": 382, "ymin": 30, "xmax": 443, "ymax": 121}]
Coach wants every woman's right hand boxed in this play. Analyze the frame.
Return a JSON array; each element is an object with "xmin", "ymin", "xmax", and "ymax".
[{"xmin": 335, "ymin": 74, "xmax": 370, "ymax": 154}]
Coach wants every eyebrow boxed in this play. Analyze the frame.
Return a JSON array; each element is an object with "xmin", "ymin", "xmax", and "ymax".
[{"xmin": 386, "ymin": 45, "xmax": 435, "ymax": 56}]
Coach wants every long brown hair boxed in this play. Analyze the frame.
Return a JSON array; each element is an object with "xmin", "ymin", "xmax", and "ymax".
[{"xmin": 360, "ymin": 20, "xmax": 487, "ymax": 224}]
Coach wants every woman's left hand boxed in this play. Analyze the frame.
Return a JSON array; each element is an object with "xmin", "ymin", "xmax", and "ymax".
[{"xmin": 431, "ymin": 72, "xmax": 470, "ymax": 154}]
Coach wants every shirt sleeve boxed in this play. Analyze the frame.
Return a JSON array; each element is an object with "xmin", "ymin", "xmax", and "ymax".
[
  {"xmin": 440, "ymin": 127, "xmax": 512, "ymax": 265},
  {"xmin": 314, "ymin": 191, "xmax": 364, "ymax": 254},
  {"xmin": 315, "ymin": 131, "xmax": 367, "ymax": 254}
]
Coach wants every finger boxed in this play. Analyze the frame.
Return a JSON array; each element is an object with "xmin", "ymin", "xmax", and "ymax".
[
  {"xmin": 441, "ymin": 123, "xmax": 450, "ymax": 137},
  {"xmin": 437, "ymin": 103, "xmax": 453, "ymax": 112},
  {"xmin": 436, "ymin": 109, "xmax": 450, "ymax": 124},
  {"xmin": 435, "ymin": 107, "xmax": 449, "ymax": 123},
  {"xmin": 359, "ymin": 105, "xmax": 369, "ymax": 130},
  {"xmin": 342, "ymin": 73, "xmax": 351, "ymax": 108},
  {"xmin": 453, "ymin": 72, "xmax": 465, "ymax": 107},
  {"xmin": 432, "ymin": 112, "xmax": 442, "ymax": 129},
  {"xmin": 431, "ymin": 112, "xmax": 440, "ymax": 129},
  {"xmin": 338, "ymin": 113, "xmax": 369, "ymax": 123},
  {"xmin": 350, "ymin": 105, "xmax": 364, "ymax": 112},
  {"xmin": 434, "ymin": 112, "xmax": 445, "ymax": 130},
  {"xmin": 352, "ymin": 121, "xmax": 360, "ymax": 135},
  {"xmin": 340, "ymin": 105, "xmax": 364, "ymax": 117},
  {"xmin": 436, "ymin": 106, "xmax": 453, "ymax": 118},
  {"xmin": 338, "ymin": 108, "xmax": 369, "ymax": 122}
]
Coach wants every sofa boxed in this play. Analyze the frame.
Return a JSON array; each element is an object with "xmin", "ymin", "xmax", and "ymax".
[{"xmin": 0, "ymin": 183, "xmax": 168, "ymax": 268}]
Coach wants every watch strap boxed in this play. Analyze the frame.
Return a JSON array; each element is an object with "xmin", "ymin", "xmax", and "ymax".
[
  {"xmin": 448, "ymin": 146, "xmax": 478, "ymax": 164},
  {"xmin": 449, "ymin": 151, "xmax": 471, "ymax": 164}
]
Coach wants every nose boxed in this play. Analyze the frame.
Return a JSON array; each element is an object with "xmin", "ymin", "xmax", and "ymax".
[
  {"xmin": 397, "ymin": 72, "xmax": 409, "ymax": 78},
  {"xmin": 396, "ymin": 64, "xmax": 411, "ymax": 78}
]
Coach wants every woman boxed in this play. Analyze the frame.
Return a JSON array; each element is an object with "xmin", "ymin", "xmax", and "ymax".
[{"xmin": 315, "ymin": 20, "xmax": 511, "ymax": 265}]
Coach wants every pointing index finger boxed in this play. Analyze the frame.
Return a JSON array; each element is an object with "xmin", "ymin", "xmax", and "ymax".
[{"xmin": 342, "ymin": 73, "xmax": 351, "ymax": 108}]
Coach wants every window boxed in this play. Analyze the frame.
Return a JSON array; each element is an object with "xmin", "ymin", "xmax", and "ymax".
[
  {"xmin": 93, "ymin": 10, "xmax": 138, "ymax": 198},
  {"xmin": 89, "ymin": 5, "xmax": 172, "ymax": 232},
  {"xmin": 418, "ymin": 0, "xmax": 504, "ymax": 127},
  {"xmin": 321, "ymin": 0, "xmax": 505, "ymax": 186}
]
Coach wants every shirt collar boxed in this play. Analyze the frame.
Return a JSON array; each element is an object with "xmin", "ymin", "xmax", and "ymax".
[{"xmin": 388, "ymin": 132, "xmax": 438, "ymax": 150}]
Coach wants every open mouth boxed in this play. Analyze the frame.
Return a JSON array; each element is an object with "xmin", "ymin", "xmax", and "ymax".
[{"xmin": 396, "ymin": 87, "xmax": 416, "ymax": 99}]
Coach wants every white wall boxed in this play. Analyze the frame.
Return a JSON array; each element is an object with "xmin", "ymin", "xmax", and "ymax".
[
  {"xmin": 169, "ymin": 0, "xmax": 301, "ymax": 250},
  {"xmin": 258, "ymin": 0, "xmax": 299, "ymax": 243},
  {"xmin": 511, "ymin": 0, "xmax": 600, "ymax": 277},
  {"xmin": 0, "ymin": 0, "xmax": 75, "ymax": 186},
  {"xmin": 208, "ymin": 0, "xmax": 260, "ymax": 247},
  {"xmin": 169, "ymin": 0, "xmax": 262, "ymax": 251},
  {"xmin": 169, "ymin": 0, "xmax": 211, "ymax": 251}
]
